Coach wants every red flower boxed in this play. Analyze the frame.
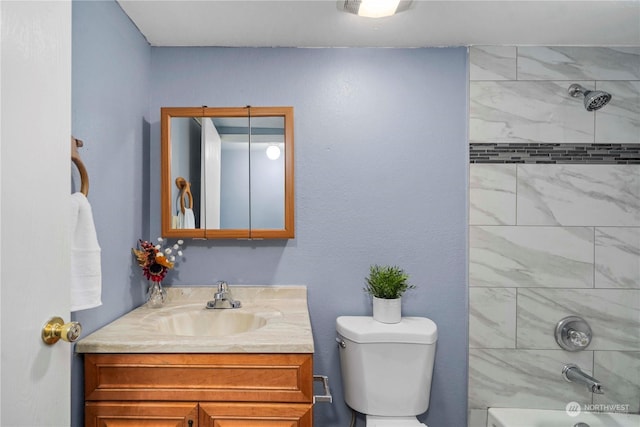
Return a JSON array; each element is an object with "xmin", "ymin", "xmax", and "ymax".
[{"xmin": 132, "ymin": 239, "xmax": 175, "ymax": 282}]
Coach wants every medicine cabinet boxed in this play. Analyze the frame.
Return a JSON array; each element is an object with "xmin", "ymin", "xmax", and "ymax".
[{"xmin": 161, "ymin": 106, "xmax": 294, "ymax": 239}]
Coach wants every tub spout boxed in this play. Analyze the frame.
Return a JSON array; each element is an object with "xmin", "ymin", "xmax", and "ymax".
[{"xmin": 562, "ymin": 364, "xmax": 604, "ymax": 394}]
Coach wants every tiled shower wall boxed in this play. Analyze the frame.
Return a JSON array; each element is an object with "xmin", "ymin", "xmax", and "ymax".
[{"xmin": 467, "ymin": 46, "xmax": 640, "ymax": 426}]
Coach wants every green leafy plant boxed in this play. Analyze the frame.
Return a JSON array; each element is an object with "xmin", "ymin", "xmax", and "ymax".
[{"xmin": 364, "ymin": 264, "xmax": 414, "ymax": 299}]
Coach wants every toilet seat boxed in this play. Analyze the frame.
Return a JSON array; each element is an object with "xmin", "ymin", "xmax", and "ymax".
[{"xmin": 366, "ymin": 415, "xmax": 427, "ymax": 426}]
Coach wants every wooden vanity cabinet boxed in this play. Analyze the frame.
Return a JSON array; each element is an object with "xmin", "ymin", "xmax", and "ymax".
[{"xmin": 84, "ymin": 353, "xmax": 314, "ymax": 427}]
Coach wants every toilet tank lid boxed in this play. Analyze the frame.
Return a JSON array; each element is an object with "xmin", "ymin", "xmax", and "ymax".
[{"xmin": 336, "ymin": 316, "xmax": 437, "ymax": 344}]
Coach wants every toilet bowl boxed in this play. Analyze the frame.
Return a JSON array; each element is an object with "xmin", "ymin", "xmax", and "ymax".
[
  {"xmin": 366, "ymin": 415, "xmax": 427, "ymax": 426},
  {"xmin": 336, "ymin": 316, "xmax": 437, "ymax": 427}
]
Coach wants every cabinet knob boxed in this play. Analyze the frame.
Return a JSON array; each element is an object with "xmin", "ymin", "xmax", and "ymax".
[{"xmin": 42, "ymin": 316, "xmax": 82, "ymax": 345}]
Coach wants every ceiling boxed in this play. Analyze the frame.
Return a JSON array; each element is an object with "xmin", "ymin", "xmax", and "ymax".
[{"xmin": 117, "ymin": 1, "xmax": 640, "ymax": 48}]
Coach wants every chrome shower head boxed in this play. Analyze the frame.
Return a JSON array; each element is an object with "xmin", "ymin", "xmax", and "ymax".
[{"xmin": 568, "ymin": 83, "xmax": 612, "ymax": 111}]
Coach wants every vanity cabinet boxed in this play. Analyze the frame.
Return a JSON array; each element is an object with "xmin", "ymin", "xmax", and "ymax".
[{"xmin": 84, "ymin": 353, "xmax": 313, "ymax": 427}]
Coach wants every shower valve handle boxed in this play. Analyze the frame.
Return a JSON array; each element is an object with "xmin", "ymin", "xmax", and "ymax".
[{"xmin": 568, "ymin": 329, "xmax": 590, "ymax": 347}]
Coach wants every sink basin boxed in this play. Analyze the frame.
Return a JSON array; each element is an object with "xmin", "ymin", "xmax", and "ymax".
[{"xmin": 151, "ymin": 310, "xmax": 267, "ymax": 337}]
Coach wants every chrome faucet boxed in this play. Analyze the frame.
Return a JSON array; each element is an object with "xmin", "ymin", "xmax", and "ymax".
[
  {"xmin": 562, "ymin": 364, "xmax": 604, "ymax": 394},
  {"xmin": 206, "ymin": 281, "xmax": 242, "ymax": 309}
]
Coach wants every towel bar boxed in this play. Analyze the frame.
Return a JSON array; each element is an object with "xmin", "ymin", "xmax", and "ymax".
[
  {"xmin": 71, "ymin": 137, "xmax": 89, "ymax": 196},
  {"xmin": 175, "ymin": 177, "xmax": 193, "ymax": 214}
]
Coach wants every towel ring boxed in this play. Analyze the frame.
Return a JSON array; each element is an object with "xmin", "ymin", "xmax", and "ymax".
[
  {"xmin": 71, "ymin": 137, "xmax": 89, "ymax": 196},
  {"xmin": 175, "ymin": 177, "xmax": 193, "ymax": 214}
]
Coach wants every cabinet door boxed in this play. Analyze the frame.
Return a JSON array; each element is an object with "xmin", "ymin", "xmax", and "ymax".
[
  {"xmin": 86, "ymin": 402, "xmax": 198, "ymax": 427},
  {"xmin": 199, "ymin": 402, "xmax": 312, "ymax": 427}
]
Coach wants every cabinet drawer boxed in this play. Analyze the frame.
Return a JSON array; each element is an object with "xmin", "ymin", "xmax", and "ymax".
[
  {"xmin": 84, "ymin": 353, "xmax": 313, "ymax": 403},
  {"xmin": 199, "ymin": 402, "xmax": 312, "ymax": 427},
  {"xmin": 85, "ymin": 401, "xmax": 198, "ymax": 427}
]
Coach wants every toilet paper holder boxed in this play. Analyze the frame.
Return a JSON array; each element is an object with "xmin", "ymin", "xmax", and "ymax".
[{"xmin": 313, "ymin": 375, "xmax": 332, "ymax": 403}]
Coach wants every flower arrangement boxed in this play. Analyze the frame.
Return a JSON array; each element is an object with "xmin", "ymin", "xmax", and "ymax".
[{"xmin": 132, "ymin": 237, "xmax": 184, "ymax": 282}]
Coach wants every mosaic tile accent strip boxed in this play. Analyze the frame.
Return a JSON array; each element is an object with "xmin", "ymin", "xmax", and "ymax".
[{"xmin": 470, "ymin": 143, "xmax": 640, "ymax": 164}]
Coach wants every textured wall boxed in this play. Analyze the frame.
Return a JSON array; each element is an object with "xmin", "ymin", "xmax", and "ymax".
[
  {"xmin": 468, "ymin": 46, "xmax": 640, "ymax": 426},
  {"xmin": 150, "ymin": 47, "xmax": 469, "ymax": 426},
  {"xmin": 70, "ymin": 1, "xmax": 151, "ymax": 425},
  {"xmin": 70, "ymin": 4, "xmax": 469, "ymax": 424}
]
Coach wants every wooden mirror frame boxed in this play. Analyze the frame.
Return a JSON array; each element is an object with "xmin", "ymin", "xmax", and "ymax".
[{"xmin": 161, "ymin": 106, "xmax": 294, "ymax": 239}]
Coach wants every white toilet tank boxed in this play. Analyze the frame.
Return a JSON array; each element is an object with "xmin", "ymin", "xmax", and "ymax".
[{"xmin": 336, "ymin": 316, "xmax": 437, "ymax": 417}]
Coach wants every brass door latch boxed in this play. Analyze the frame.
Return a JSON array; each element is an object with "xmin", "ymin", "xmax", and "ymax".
[{"xmin": 42, "ymin": 316, "xmax": 82, "ymax": 345}]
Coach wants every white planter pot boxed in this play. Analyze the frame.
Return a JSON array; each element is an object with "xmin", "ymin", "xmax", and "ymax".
[{"xmin": 372, "ymin": 296, "xmax": 402, "ymax": 324}]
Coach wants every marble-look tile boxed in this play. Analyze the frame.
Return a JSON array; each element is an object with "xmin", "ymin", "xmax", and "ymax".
[
  {"xmin": 593, "ymin": 351, "xmax": 640, "ymax": 413},
  {"xmin": 470, "ymin": 81, "xmax": 594, "ymax": 143},
  {"xmin": 517, "ymin": 289, "xmax": 640, "ymax": 351},
  {"xmin": 595, "ymin": 227, "xmax": 640, "ymax": 289},
  {"xmin": 469, "ymin": 164, "xmax": 517, "ymax": 225},
  {"xmin": 517, "ymin": 165, "xmax": 640, "ymax": 226},
  {"xmin": 468, "ymin": 409, "xmax": 488, "ymax": 427},
  {"xmin": 469, "ymin": 288, "xmax": 516, "ymax": 349},
  {"xmin": 517, "ymin": 47, "xmax": 640, "ymax": 80},
  {"xmin": 470, "ymin": 46, "xmax": 517, "ymax": 81},
  {"xmin": 469, "ymin": 349, "xmax": 593, "ymax": 409},
  {"xmin": 596, "ymin": 81, "xmax": 640, "ymax": 144},
  {"xmin": 469, "ymin": 226, "xmax": 593, "ymax": 288}
]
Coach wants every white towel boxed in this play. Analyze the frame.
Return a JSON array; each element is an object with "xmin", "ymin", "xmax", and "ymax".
[
  {"xmin": 177, "ymin": 208, "xmax": 196, "ymax": 229},
  {"xmin": 70, "ymin": 192, "xmax": 102, "ymax": 311},
  {"xmin": 183, "ymin": 208, "xmax": 196, "ymax": 229}
]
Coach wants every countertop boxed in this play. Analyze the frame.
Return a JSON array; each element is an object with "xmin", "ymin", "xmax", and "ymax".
[{"xmin": 75, "ymin": 285, "xmax": 314, "ymax": 353}]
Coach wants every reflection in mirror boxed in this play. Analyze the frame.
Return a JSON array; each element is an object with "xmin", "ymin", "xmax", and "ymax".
[
  {"xmin": 170, "ymin": 118, "xmax": 201, "ymax": 229},
  {"xmin": 247, "ymin": 116, "xmax": 285, "ymax": 230},
  {"xmin": 174, "ymin": 177, "xmax": 195, "ymax": 229},
  {"xmin": 161, "ymin": 107, "xmax": 294, "ymax": 239},
  {"xmin": 201, "ymin": 116, "xmax": 251, "ymax": 231}
]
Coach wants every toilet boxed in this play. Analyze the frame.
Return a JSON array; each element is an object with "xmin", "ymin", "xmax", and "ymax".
[{"xmin": 336, "ymin": 316, "xmax": 438, "ymax": 427}]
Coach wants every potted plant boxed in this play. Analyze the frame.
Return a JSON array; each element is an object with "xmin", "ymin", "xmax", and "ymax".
[{"xmin": 364, "ymin": 264, "xmax": 414, "ymax": 323}]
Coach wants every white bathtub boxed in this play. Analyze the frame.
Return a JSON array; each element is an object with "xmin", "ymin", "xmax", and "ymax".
[{"xmin": 487, "ymin": 408, "xmax": 640, "ymax": 427}]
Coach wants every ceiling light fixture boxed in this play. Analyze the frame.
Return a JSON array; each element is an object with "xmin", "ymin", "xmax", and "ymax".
[{"xmin": 339, "ymin": 0, "xmax": 413, "ymax": 18}]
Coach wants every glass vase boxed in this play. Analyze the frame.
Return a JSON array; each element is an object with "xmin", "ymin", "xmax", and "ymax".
[{"xmin": 146, "ymin": 281, "xmax": 166, "ymax": 308}]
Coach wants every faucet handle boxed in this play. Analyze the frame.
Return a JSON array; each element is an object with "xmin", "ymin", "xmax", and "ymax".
[
  {"xmin": 555, "ymin": 316, "xmax": 592, "ymax": 351},
  {"xmin": 206, "ymin": 281, "xmax": 241, "ymax": 309},
  {"xmin": 568, "ymin": 329, "xmax": 590, "ymax": 348}
]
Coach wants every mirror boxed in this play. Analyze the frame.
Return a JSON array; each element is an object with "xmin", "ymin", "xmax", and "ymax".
[{"xmin": 161, "ymin": 106, "xmax": 294, "ymax": 239}]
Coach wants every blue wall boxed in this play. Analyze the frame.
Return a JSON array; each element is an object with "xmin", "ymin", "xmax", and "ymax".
[
  {"xmin": 71, "ymin": 2, "xmax": 468, "ymax": 425},
  {"xmin": 150, "ymin": 47, "xmax": 469, "ymax": 426},
  {"xmin": 71, "ymin": 1, "xmax": 151, "ymax": 425}
]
